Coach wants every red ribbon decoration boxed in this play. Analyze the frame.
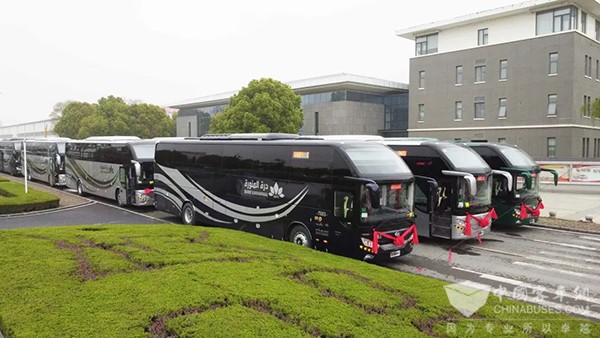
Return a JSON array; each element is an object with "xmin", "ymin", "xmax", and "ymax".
[
  {"xmin": 519, "ymin": 201, "xmax": 544, "ymax": 219},
  {"xmin": 144, "ymin": 188, "xmax": 154, "ymax": 195},
  {"xmin": 372, "ymin": 224, "xmax": 419, "ymax": 254},
  {"xmin": 465, "ymin": 209, "xmax": 498, "ymax": 236}
]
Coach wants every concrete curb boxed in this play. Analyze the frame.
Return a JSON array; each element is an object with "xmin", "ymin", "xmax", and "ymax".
[
  {"xmin": 0, "ymin": 200, "xmax": 95, "ymax": 218},
  {"xmin": 528, "ymin": 222, "xmax": 600, "ymax": 235}
]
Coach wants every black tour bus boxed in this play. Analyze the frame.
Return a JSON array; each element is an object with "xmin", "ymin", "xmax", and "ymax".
[
  {"xmin": 23, "ymin": 138, "xmax": 70, "ymax": 187},
  {"xmin": 65, "ymin": 138, "xmax": 155, "ymax": 206},
  {"xmin": 463, "ymin": 142, "xmax": 558, "ymax": 226},
  {"xmin": 0, "ymin": 138, "xmax": 24, "ymax": 176},
  {"xmin": 382, "ymin": 139, "xmax": 512, "ymax": 240},
  {"xmin": 154, "ymin": 133, "xmax": 424, "ymax": 261}
]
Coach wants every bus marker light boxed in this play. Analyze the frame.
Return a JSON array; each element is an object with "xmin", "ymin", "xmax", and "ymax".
[
  {"xmin": 396, "ymin": 150, "xmax": 407, "ymax": 157},
  {"xmin": 323, "ymin": 240, "xmax": 328, "ymax": 244},
  {"xmin": 390, "ymin": 184, "xmax": 402, "ymax": 190},
  {"xmin": 292, "ymin": 151, "xmax": 310, "ymax": 159},
  {"xmin": 476, "ymin": 176, "xmax": 486, "ymax": 182}
]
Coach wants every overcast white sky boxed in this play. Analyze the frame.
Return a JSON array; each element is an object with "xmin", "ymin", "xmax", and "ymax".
[{"xmin": 0, "ymin": 0, "xmax": 515, "ymax": 126}]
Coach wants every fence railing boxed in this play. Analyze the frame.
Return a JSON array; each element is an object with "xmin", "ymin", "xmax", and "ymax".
[{"xmin": 538, "ymin": 161, "xmax": 600, "ymax": 185}]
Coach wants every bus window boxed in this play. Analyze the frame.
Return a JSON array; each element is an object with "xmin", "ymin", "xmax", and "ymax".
[{"xmin": 334, "ymin": 191, "xmax": 354, "ymax": 227}]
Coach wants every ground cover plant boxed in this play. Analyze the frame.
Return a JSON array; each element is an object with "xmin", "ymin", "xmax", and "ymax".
[
  {"xmin": 0, "ymin": 180, "xmax": 59, "ymax": 214},
  {"xmin": 0, "ymin": 224, "xmax": 597, "ymax": 337}
]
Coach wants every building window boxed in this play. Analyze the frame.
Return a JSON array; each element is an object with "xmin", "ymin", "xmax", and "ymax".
[
  {"xmin": 583, "ymin": 95, "xmax": 591, "ymax": 118},
  {"xmin": 547, "ymin": 137, "xmax": 556, "ymax": 158},
  {"xmin": 582, "ymin": 12, "xmax": 587, "ymax": 34},
  {"xmin": 478, "ymin": 28, "xmax": 488, "ymax": 46},
  {"xmin": 596, "ymin": 20, "xmax": 600, "ymax": 40},
  {"xmin": 455, "ymin": 101, "xmax": 462, "ymax": 120},
  {"xmin": 455, "ymin": 65, "xmax": 463, "ymax": 85},
  {"xmin": 547, "ymin": 94, "xmax": 557, "ymax": 116},
  {"xmin": 595, "ymin": 138, "xmax": 600, "ymax": 157},
  {"xmin": 597, "ymin": 60, "xmax": 599, "ymax": 80},
  {"xmin": 584, "ymin": 55, "xmax": 593, "ymax": 77},
  {"xmin": 498, "ymin": 98, "xmax": 507, "ymax": 118},
  {"xmin": 475, "ymin": 65, "xmax": 486, "ymax": 83},
  {"xmin": 499, "ymin": 59, "xmax": 508, "ymax": 80},
  {"xmin": 474, "ymin": 96, "xmax": 485, "ymax": 119},
  {"xmin": 582, "ymin": 137, "xmax": 590, "ymax": 158},
  {"xmin": 536, "ymin": 6, "xmax": 578, "ymax": 35},
  {"xmin": 418, "ymin": 104, "xmax": 425, "ymax": 122},
  {"xmin": 415, "ymin": 33, "xmax": 438, "ymax": 56},
  {"xmin": 498, "ymin": 138, "xmax": 506, "ymax": 143},
  {"xmin": 418, "ymin": 71, "xmax": 425, "ymax": 89},
  {"xmin": 314, "ymin": 111, "xmax": 319, "ymax": 135},
  {"xmin": 549, "ymin": 52, "xmax": 558, "ymax": 75}
]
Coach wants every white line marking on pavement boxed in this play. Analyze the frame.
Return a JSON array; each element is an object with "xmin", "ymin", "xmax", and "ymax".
[
  {"xmin": 513, "ymin": 261, "xmax": 599, "ymax": 279},
  {"xmin": 539, "ymin": 251, "xmax": 600, "ymax": 264},
  {"xmin": 522, "ymin": 225, "xmax": 598, "ymax": 235},
  {"xmin": 529, "ymin": 238, "xmax": 598, "ymax": 251},
  {"xmin": 467, "ymin": 245, "xmax": 598, "ymax": 269},
  {"xmin": 451, "ymin": 266, "xmax": 600, "ymax": 305},
  {"xmin": 580, "ymin": 235, "xmax": 600, "ymax": 243}
]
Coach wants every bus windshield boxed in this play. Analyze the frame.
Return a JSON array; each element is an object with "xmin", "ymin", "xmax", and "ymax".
[
  {"xmin": 57, "ymin": 143, "xmax": 66, "ymax": 154},
  {"xmin": 380, "ymin": 182, "xmax": 414, "ymax": 212},
  {"xmin": 440, "ymin": 144, "xmax": 490, "ymax": 171},
  {"xmin": 457, "ymin": 175, "xmax": 492, "ymax": 208},
  {"xmin": 131, "ymin": 144, "xmax": 155, "ymax": 160},
  {"xmin": 344, "ymin": 144, "xmax": 412, "ymax": 177},
  {"xmin": 498, "ymin": 146, "xmax": 537, "ymax": 168}
]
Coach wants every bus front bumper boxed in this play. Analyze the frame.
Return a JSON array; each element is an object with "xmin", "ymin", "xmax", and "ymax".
[
  {"xmin": 451, "ymin": 213, "xmax": 493, "ymax": 240},
  {"xmin": 133, "ymin": 190, "xmax": 154, "ymax": 206}
]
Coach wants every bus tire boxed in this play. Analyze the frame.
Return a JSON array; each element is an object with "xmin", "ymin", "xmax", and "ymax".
[
  {"xmin": 116, "ymin": 189, "xmax": 126, "ymax": 207},
  {"xmin": 181, "ymin": 203, "xmax": 196, "ymax": 225},
  {"xmin": 288, "ymin": 225, "xmax": 312, "ymax": 247},
  {"xmin": 77, "ymin": 181, "xmax": 85, "ymax": 196}
]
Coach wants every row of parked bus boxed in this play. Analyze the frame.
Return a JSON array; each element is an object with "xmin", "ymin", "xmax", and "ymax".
[{"xmin": 0, "ymin": 134, "xmax": 558, "ymax": 261}]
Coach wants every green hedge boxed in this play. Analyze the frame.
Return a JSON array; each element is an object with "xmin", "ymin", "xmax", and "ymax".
[{"xmin": 0, "ymin": 181, "xmax": 59, "ymax": 214}]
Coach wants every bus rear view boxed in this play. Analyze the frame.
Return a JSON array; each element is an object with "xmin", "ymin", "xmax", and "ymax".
[{"xmin": 154, "ymin": 136, "xmax": 418, "ymax": 261}]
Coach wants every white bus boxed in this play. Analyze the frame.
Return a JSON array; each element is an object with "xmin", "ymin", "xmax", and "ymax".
[{"xmin": 65, "ymin": 139, "xmax": 155, "ymax": 206}]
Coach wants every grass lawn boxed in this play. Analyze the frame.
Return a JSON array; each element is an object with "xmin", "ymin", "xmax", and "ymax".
[
  {"xmin": 0, "ymin": 180, "xmax": 59, "ymax": 214},
  {"xmin": 0, "ymin": 224, "xmax": 597, "ymax": 337}
]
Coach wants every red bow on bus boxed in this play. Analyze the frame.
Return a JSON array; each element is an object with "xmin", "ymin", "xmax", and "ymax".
[
  {"xmin": 465, "ymin": 209, "xmax": 498, "ymax": 236},
  {"xmin": 519, "ymin": 201, "xmax": 544, "ymax": 219},
  {"xmin": 372, "ymin": 225, "xmax": 419, "ymax": 254}
]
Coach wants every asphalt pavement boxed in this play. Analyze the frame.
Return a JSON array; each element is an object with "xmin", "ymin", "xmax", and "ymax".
[{"xmin": 539, "ymin": 184, "xmax": 600, "ymax": 223}]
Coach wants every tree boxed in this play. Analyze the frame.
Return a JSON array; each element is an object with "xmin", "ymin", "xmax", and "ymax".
[
  {"xmin": 53, "ymin": 96, "xmax": 174, "ymax": 139},
  {"xmin": 54, "ymin": 102, "xmax": 99, "ymax": 138},
  {"xmin": 208, "ymin": 78, "xmax": 303, "ymax": 134},
  {"xmin": 49, "ymin": 100, "xmax": 75, "ymax": 120}
]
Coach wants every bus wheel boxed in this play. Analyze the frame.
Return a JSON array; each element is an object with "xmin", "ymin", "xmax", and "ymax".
[
  {"xmin": 181, "ymin": 203, "xmax": 196, "ymax": 225},
  {"xmin": 289, "ymin": 225, "xmax": 312, "ymax": 247},
  {"xmin": 77, "ymin": 181, "xmax": 85, "ymax": 196},
  {"xmin": 116, "ymin": 189, "xmax": 126, "ymax": 207}
]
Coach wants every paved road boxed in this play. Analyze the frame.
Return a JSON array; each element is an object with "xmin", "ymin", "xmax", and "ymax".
[
  {"xmin": 0, "ymin": 201, "xmax": 166, "ymax": 229},
  {"xmin": 539, "ymin": 184, "xmax": 600, "ymax": 223},
  {"xmin": 382, "ymin": 225, "xmax": 600, "ymax": 322}
]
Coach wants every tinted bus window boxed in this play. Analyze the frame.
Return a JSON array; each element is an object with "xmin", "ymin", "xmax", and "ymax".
[
  {"xmin": 439, "ymin": 145, "xmax": 489, "ymax": 171},
  {"xmin": 289, "ymin": 146, "xmax": 332, "ymax": 178},
  {"xmin": 222, "ymin": 144, "xmax": 253, "ymax": 170},
  {"xmin": 254, "ymin": 145, "xmax": 290, "ymax": 177},
  {"xmin": 345, "ymin": 144, "xmax": 411, "ymax": 176}
]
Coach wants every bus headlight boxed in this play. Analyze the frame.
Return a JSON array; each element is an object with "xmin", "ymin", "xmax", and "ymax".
[{"xmin": 361, "ymin": 237, "xmax": 373, "ymax": 248}]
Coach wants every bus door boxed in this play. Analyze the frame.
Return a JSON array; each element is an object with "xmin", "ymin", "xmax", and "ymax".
[
  {"xmin": 412, "ymin": 176, "xmax": 438, "ymax": 238},
  {"xmin": 118, "ymin": 167, "xmax": 130, "ymax": 205},
  {"xmin": 330, "ymin": 187, "xmax": 358, "ymax": 254}
]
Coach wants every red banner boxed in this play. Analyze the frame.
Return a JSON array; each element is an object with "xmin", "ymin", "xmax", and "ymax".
[
  {"xmin": 372, "ymin": 225, "xmax": 419, "ymax": 254},
  {"xmin": 465, "ymin": 209, "xmax": 497, "ymax": 236}
]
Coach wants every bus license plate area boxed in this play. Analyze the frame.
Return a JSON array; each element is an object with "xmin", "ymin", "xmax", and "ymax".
[{"xmin": 390, "ymin": 250, "xmax": 402, "ymax": 258}]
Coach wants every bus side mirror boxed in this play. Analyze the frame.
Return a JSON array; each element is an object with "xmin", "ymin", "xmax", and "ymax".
[
  {"xmin": 132, "ymin": 160, "xmax": 141, "ymax": 181},
  {"xmin": 366, "ymin": 183, "xmax": 380, "ymax": 209},
  {"xmin": 518, "ymin": 172, "xmax": 532, "ymax": 189},
  {"xmin": 540, "ymin": 168, "xmax": 559, "ymax": 186},
  {"xmin": 56, "ymin": 154, "xmax": 61, "ymax": 167}
]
